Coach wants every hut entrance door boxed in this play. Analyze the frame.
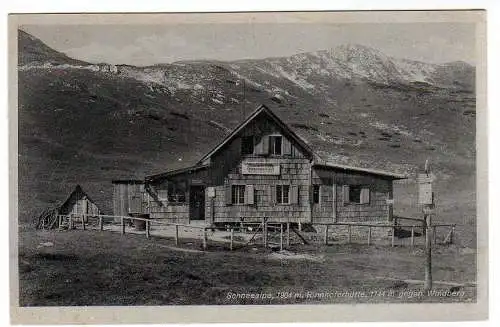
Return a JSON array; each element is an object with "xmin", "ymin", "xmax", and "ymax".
[{"xmin": 189, "ymin": 185, "xmax": 205, "ymax": 221}]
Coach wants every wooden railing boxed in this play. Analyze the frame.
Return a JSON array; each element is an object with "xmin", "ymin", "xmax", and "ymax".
[
  {"xmin": 57, "ymin": 214, "xmax": 457, "ymax": 250},
  {"xmin": 313, "ymin": 222, "xmax": 456, "ymax": 247},
  {"xmin": 59, "ymin": 214, "xmax": 209, "ymax": 250}
]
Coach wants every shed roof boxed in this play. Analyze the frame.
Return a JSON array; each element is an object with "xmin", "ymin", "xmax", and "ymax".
[
  {"xmin": 313, "ymin": 162, "xmax": 407, "ymax": 179},
  {"xmin": 146, "ymin": 164, "xmax": 209, "ymax": 181},
  {"xmin": 59, "ymin": 184, "xmax": 99, "ymax": 209}
]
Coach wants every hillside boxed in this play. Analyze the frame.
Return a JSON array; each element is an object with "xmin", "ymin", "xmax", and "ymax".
[{"xmin": 17, "ymin": 30, "xmax": 476, "ymax": 233}]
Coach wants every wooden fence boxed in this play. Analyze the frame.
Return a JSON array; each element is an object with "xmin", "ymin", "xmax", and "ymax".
[
  {"xmin": 314, "ymin": 222, "xmax": 456, "ymax": 247},
  {"xmin": 58, "ymin": 214, "xmax": 210, "ymax": 250},
  {"xmin": 56, "ymin": 214, "xmax": 456, "ymax": 250}
]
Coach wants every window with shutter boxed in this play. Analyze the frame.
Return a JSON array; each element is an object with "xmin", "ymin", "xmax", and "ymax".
[
  {"xmin": 276, "ymin": 184, "xmax": 290, "ymax": 204},
  {"xmin": 349, "ymin": 186, "xmax": 362, "ymax": 204},
  {"xmin": 232, "ymin": 185, "xmax": 245, "ymax": 204},
  {"xmin": 343, "ymin": 185, "xmax": 369, "ymax": 204},
  {"xmin": 270, "ymin": 136, "xmax": 282, "ymax": 155}
]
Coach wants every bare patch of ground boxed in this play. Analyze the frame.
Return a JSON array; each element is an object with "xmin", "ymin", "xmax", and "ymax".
[{"xmin": 17, "ymin": 227, "xmax": 477, "ymax": 306}]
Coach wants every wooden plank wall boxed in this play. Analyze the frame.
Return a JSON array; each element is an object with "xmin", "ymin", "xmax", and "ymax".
[
  {"xmin": 209, "ymin": 158, "xmax": 312, "ymax": 223},
  {"xmin": 311, "ymin": 168, "xmax": 393, "ymax": 223}
]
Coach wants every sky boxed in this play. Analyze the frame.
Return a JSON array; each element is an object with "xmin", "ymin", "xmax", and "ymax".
[{"xmin": 21, "ymin": 22, "xmax": 476, "ymax": 66}]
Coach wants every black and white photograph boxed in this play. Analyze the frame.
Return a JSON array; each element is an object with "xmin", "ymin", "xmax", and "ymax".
[{"xmin": 9, "ymin": 10, "xmax": 487, "ymax": 324}]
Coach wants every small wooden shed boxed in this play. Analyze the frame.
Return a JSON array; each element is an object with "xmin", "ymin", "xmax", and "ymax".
[
  {"xmin": 36, "ymin": 185, "xmax": 101, "ymax": 229},
  {"xmin": 59, "ymin": 185, "xmax": 100, "ymax": 222}
]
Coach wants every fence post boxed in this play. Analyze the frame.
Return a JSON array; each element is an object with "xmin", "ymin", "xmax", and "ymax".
[
  {"xmin": 450, "ymin": 226, "xmax": 455, "ymax": 244},
  {"xmin": 324, "ymin": 225, "xmax": 329, "ymax": 245},
  {"xmin": 121, "ymin": 217, "xmax": 125, "ymax": 235},
  {"xmin": 58, "ymin": 215, "xmax": 62, "ymax": 230},
  {"xmin": 146, "ymin": 220, "xmax": 150, "ymax": 239},
  {"xmin": 433, "ymin": 226, "xmax": 437, "ymax": 245},
  {"xmin": 280, "ymin": 224, "xmax": 284, "ymax": 251},
  {"xmin": 367, "ymin": 226, "xmax": 372, "ymax": 245},
  {"xmin": 69, "ymin": 215, "xmax": 73, "ymax": 229},
  {"xmin": 230, "ymin": 228, "xmax": 234, "ymax": 251},
  {"xmin": 99, "ymin": 216, "xmax": 103, "ymax": 231},
  {"xmin": 82, "ymin": 215, "xmax": 86, "ymax": 230},
  {"xmin": 347, "ymin": 225, "xmax": 351, "ymax": 243},
  {"xmin": 262, "ymin": 218, "xmax": 268, "ymax": 248},
  {"xmin": 202, "ymin": 228, "xmax": 207, "ymax": 250},
  {"xmin": 175, "ymin": 225, "xmax": 179, "ymax": 246},
  {"xmin": 411, "ymin": 227, "xmax": 415, "ymax": 247},
  {"xmin": 286, "ymin": 222, "xmax": 290, "ymax": 247}
]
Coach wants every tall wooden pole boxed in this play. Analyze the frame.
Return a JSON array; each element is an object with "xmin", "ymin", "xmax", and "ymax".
[{"xmin": 424, "ymin": 210, "xmax": 433, "ymax": 291}]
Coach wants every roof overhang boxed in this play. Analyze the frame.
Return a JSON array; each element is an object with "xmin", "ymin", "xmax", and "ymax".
[
  {"xmin": 145, "ymin": 164, "xmax": 209, "ymax": 182},
  {"xmin": 111, "ymin": 179, "xmax": 144, "ymax": 184},
  {"xmin": 313, "ymin": 162, "xmax": 407, "ymax": 180}
]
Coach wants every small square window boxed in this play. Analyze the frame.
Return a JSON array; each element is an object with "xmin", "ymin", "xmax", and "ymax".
[
  {"xmin": 349, "ymin": 186, "xmax": 362, "ymax": 204},
  {"xmin": 276, "ymin": 184, "xmax": 290, "ymax": 204}
]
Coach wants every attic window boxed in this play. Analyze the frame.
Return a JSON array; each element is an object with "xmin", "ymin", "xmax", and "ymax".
[
  {"xmin": 270, "ymin": 136, "xmax": 282, "ymax": 155},
  {"xmin": 241, "ymin": 136, "xmax": 254, "ymax": 155}
]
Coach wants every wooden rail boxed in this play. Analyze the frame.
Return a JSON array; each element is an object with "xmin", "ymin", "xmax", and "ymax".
[
  {"xmin": 58, "ymin": 214, "xmax": 209, "ymax": 250},
  {"xmin": 57, "ymin": 214, "xmax": 457, "ymax": 249},
  {"xmin": 315, "ymin": 222, "xmax": 456, "ymax": 247}
]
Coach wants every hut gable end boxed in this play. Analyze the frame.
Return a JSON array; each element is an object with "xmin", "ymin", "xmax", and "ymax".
[{"xmin": 197, "ymin": 104, "xmax": 314, "ymax": 165}]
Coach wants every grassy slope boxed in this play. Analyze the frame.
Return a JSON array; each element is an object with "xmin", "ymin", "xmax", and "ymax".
[
  {"xmin": 19, "ymin": 228, "xmax": 476, "ymax": 306},
  {"xmin": 18, "ymin": 68, "xmax": 227, "ymax": 218},
  {"xmin": 18, "ymin": 67, "xmax": 476, "ymax": 232}
]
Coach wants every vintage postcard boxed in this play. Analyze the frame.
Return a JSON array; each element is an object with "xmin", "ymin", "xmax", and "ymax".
[{"xmin": 9, "ymin": 10, "xmax": 487, "ymax": 324}]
